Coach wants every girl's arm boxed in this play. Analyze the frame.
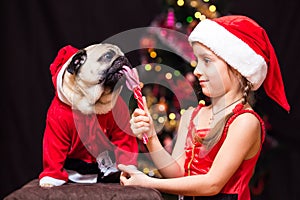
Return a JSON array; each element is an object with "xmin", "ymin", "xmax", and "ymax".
[
  {"xmin": 146, "ymin": 108, "xmax": 193, "ymax": 178},
  {"xmin": 120, "ymin": 112, "xmax": 262, "ymax": 196},
  {"xmin": 130, "ymin": 98, "xmax": 193, "ymax": 177}
]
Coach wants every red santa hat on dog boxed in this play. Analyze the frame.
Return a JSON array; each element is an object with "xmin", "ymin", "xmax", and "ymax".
[
  {"xmin": 189, "ymin": 15, "xmax": 290, "ymax": 112},
  {"xmin": 50, "ymin": 45, "xmax": 78, "ymax": 90}
]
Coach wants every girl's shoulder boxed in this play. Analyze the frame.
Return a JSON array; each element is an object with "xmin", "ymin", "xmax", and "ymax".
[
  {"xmin": 231, "ymin": 110, "xmax": 261, "ymax": 127},
  {"xmin": 230, "ymin": 106, "xmax": 263, "ymax": 127},
  {"xmin": 226, "ymin": 108, "xmax": 264, "ymax": 139}
]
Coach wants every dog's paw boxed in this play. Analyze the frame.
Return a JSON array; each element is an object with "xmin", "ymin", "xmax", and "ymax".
[{"xmin": 40, "ymin": 183, "xmax": 55, "ymax": 188}]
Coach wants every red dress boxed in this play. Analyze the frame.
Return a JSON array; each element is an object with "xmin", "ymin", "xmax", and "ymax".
[{"xmin": 184, "ymin": 103, "xmax": 265, "ymax": 200}]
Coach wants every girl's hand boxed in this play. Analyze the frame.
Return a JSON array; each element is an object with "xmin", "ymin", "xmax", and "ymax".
[
  {"xmin": 118, "ymin": 164, "xmax": 150, "ymax": 186},
  {"xmin": 130, "ymin": 97, "xmax": 156, "ymax": 140}
]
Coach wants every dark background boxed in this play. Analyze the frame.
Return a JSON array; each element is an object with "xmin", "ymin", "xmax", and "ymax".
[{"xmin": 1, "ymin": 0, "xmax": 299, "ymax": 199}]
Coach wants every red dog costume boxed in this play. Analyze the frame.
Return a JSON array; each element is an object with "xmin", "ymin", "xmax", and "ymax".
[{"xmin": 39, "ymin": 45, "xmax": 138, "ymax": 186}]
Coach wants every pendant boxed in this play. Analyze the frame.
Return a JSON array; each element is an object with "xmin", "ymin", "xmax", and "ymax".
[{"xmin": 209, "ymin": 115, "xmax": 214, "ymax": 125}]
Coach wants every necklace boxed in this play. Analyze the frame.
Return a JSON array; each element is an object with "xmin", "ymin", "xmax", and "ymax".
[{"xmin": 209, "ymin": 97, "xmax": 242, "ymax": 124}]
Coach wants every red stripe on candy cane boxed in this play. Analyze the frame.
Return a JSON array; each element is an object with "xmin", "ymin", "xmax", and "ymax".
[{"xmin": 133, "ymin": 87, "xmax": 148, "ymax": 144}]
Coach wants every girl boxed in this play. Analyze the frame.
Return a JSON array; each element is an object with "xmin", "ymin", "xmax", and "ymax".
[{"xmin": 118, "ymin": 15, "xmax": 290, "ymax": 200}]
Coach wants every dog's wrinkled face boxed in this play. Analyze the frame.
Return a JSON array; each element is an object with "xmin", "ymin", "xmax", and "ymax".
[{"xmin": 62, "ymin": 43, "xmax": 131, "ymax": 114}]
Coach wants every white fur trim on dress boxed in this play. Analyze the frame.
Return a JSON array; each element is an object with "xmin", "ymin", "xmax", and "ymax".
[{"xmin": 188, "ymin": 19, "xmax": 267, "ymax": 90}]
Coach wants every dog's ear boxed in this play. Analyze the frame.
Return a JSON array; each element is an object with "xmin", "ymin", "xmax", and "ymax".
[{"xmin": 67, "ymin": 49, "xmax": 87, "ymax": 74}]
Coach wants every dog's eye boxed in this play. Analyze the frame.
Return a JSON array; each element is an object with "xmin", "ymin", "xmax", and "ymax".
[{"xmin": 98, "ymin": 50, "xmax": 116, "ymax": 62}]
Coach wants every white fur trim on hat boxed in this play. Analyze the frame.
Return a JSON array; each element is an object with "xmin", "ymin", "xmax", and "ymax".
[{"xmin": 188, "ymin": 19, "xmax": 267, "ymax": 91}]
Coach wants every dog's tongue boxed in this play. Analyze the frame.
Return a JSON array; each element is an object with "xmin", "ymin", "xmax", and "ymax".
[{"xmin": 122, "ymin": 66, "xmax": 140, "ymax": 90}]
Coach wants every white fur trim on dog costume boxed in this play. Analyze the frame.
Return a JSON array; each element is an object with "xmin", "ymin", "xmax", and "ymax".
[{"xmin": 39, "ymin": 176, "xmax": 66, "ymax": 186}]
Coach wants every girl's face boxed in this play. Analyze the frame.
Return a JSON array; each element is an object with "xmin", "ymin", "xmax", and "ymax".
[{"xmin": 192, "ymin": 42, "xmax": 238, "ymax": 98}]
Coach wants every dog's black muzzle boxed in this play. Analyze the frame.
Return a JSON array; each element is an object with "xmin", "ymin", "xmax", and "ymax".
[{"xmin": 103, "ymin": 56, "xmax": 132, "ymax": 89}]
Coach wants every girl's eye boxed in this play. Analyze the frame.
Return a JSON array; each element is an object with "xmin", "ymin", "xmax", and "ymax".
[{"xmin": 203, "ymin": 57, "xmax": 211, "ymax": 64}]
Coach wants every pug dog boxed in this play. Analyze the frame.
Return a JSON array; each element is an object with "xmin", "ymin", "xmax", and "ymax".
[{"xmin": 39, "ymin": 43, "xmax": 138, "ymax": 187}]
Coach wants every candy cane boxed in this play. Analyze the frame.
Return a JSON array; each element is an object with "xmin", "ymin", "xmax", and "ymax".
[{"xmin": 122, "ymin": 66, "xmax": 148, "ymax": 144}]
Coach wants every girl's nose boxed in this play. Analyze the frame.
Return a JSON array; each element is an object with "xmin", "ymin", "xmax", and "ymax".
[{"xmin": 193, "ymin": 66, "xmax": 203, "ymax": 77}]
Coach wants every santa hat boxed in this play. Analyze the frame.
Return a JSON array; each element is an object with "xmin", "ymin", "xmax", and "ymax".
[
  {"xmin": 50, "ymin": 45, "xmax": 78, "ymax": 89},
  {"xmin": 188, "ymin": 15, "xmax": 290, "ymax": 112}
]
